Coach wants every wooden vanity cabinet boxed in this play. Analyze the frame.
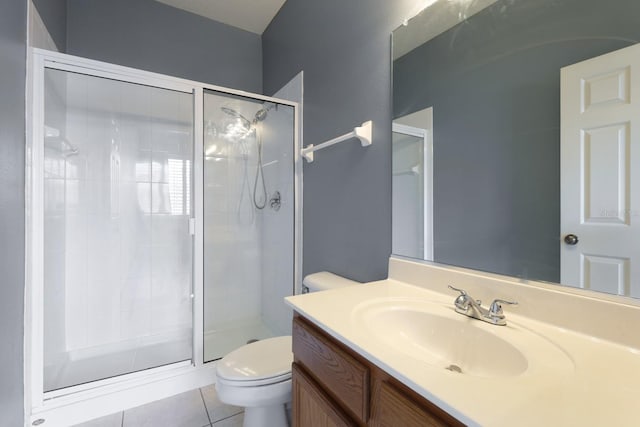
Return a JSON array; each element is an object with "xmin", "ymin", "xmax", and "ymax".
[{"xmin": 292, "ymin": 314, "xmax": 464, "ymax": 427}]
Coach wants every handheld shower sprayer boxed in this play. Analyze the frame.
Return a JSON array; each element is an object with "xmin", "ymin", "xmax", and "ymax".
[{"xmin": 220, "ymin": 103, "xmax": 277, "ymax": 211}]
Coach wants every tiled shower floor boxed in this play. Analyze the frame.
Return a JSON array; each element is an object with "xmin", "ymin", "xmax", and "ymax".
[{"xmin": 72, "ymin": 385, "xmax": 243, "ymax": 427}]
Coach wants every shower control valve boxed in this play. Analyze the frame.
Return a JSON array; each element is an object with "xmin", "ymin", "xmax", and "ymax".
[{"xmin": 270, "ymin": 191, "xmax": 282, "ymax": 211}]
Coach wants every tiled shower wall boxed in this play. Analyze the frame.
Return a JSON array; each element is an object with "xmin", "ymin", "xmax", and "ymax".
[{"xmin": 203, "ymin": 94, "xmax": 263, "ymax": 337}]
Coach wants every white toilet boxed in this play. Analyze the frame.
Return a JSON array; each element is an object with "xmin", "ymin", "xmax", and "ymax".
[{"xmin": 215, "ymin": 272, "xmax": 360, "ymax": 427}]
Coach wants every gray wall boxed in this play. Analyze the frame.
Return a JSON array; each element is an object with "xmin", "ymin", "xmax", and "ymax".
[
  {"xmin": 394, "ymin": 0, "xmax": 640, "ymax": 282},
  {"xmin": 67, "ymin": 0, "xmax": 262, "ymax": 93},
  {"xmin": 0, "ymin": 0, "xmax": 27, "ymax": 425},
  {"xmin": 32, "ymin": 0, "xmax": 67, "ymax": 51},
  {"xmin": 263, "ymin": 0, "xmax": 418, "ymax": 282}
]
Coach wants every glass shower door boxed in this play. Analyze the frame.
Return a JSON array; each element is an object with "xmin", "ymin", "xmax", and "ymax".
[
  {"xmin": 42, "ymin": 68, "xmax": 194, "ymax": 392},
  {"xmin": 202, "ymin": 90, "xmax": 295, "ymax": 362}
]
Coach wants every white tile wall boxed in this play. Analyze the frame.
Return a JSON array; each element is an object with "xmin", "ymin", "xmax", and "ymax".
[{"xmin": 203, "ymin": 93, "xmax": 266, "ymax": 360}]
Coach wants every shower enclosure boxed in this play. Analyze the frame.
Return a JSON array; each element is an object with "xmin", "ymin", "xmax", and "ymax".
[{"xmin": 27, "ymin": 49, "xmax": 300, "ymax": 425}]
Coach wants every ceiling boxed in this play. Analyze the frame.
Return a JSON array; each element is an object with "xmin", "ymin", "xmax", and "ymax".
[{"xmin": 154, "ymin": 0, "xmax": 287, "ymax": 34}]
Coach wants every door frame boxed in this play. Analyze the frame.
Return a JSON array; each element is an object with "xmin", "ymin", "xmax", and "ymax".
[{"xmin": 392, "ymin": 121, "xmax": 434, "ymax": 261}]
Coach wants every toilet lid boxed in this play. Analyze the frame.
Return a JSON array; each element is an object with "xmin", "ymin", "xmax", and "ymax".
[{"xmin": 216, "ymin": 336, "xmax": 293, "ymax": 383}]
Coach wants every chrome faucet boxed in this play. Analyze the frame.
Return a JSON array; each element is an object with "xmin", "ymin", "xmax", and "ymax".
[{"xmin": 448, "ymin": 285, "xmax": 517, "ymax": 326}]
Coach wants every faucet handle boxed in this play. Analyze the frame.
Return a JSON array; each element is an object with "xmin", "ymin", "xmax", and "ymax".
[
  {"xmin": 448, "ymin": 285, "xmax": 467, "ymax": 296},
  {"xmin": 489, "ymin": 299, "xmax": 518, "ymax": 318},
  {"xmin": 448, "ymin": 285, "xmax": 481, "ymax": 309},
  {"xmin": 448, "ymin": 285, "xmax": 468, "ymax": 309}
]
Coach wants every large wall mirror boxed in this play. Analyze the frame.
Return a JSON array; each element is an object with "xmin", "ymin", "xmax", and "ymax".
[{"xmin": 392, "ymin": 0, "xmax": 640, "ymax": 298}]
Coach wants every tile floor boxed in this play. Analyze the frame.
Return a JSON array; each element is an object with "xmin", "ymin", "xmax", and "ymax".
[{"xmin": 72, "ymin": 385, "xmax": 243, "ymax": 427}]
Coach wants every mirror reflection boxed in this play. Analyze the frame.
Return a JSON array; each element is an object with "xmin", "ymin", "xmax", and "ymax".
[{"xmin": 392, "ymin": 0, "xmax": 640, "ymax": 297}]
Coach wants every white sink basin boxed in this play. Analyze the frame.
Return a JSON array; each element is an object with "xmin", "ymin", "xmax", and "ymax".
[{"xmin": 352, "ymin": 298, "xmax": 574, "ymax": 379}]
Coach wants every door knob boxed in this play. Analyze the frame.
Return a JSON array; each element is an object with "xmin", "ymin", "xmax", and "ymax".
[{"xmin": 564, "ymin": 234, "xmax": 579, "ymax": 245}]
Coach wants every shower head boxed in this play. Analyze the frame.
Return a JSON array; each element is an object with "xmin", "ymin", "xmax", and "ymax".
[
  {"xmin": 254, "ymin": 107, "xmax": 268, "ymax": 123},
  {"xmin": 44, "ymin": 125, "xmax": 79, "ymax": 157},
  {"xmin": 221, "ymin": 107, "xmax": 252, "ymax": 130},
  {"xmin": 45, "ymin": 135, "xmax": 79, "ymax": 157},
  {"xmin": 254, "ymin": 102, "xmax": 277, "ymax": 123},
  {"xmin": 221, "ymin": 103, "xmax": 275, "ymax": 128}
]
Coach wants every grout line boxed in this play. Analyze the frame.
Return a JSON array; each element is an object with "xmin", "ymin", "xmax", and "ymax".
[
  {"xmin": 199, "ymin": 387, "xmax": 213, "ymax": 424},
  {"xmin": 120, "ymin": 411, "xmax": 124, "ymax": 427},
  {"xmin": 214, "ymin": 411, "xmax": 243, "ymax": 424}
]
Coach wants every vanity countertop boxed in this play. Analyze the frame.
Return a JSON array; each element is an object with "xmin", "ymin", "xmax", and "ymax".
[{"xmin": 285, "ymin": 278, "xmax": 640, "ymax": 427}]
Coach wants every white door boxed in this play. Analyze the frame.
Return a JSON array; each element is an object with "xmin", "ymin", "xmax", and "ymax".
[{"xmin": 561, "ymin": 43, "xmax": 640, "ymax": 297}]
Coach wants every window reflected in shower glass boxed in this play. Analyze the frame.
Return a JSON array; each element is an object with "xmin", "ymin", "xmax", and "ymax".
[
  {"xmin": 202, "ymin": 90, "xmax": 295, "ymax": 363},
  {"xmin": 42, "ymin": 68, "xmax": 194, "ymax": 392},
  {"xmin": 168, "ymin": 158, "xmax": 191, "ymax": 215}
]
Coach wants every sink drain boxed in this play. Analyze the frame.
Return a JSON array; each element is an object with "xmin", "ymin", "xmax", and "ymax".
[{"xmin": 445, "ymin": 364, "xmax": 462, "ymax": 373}]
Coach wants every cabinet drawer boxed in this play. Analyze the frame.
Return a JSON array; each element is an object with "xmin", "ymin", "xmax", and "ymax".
[
  {"xmin": 293, "ymin": 316, "xmax": 369, "ymax": 424},
  {"xmin": 370, "ymin": 379, "xmax": 463, "ymax": 427},
  {"xmin": 292, "ymin": 363, "xmax": 355, "ymax": 427}
]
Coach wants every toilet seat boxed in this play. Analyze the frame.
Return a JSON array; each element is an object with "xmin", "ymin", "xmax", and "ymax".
[
  {"xmin": 216, "ymin": 371, "xmax": 291, "ymax": 387},
  {"xmin": 216, "ymin": 335, "xmax": 293, "ymax": 387}
]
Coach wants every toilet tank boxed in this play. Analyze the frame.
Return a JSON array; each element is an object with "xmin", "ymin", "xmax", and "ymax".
[{"xmin": 302, "ymin": 271, "xmax": 361, "ymax": 293}]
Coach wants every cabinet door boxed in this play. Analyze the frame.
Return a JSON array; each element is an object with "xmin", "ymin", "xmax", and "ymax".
[
  {"xmin": 370, "ymin": 380, "xmax": 453, "ymax": 427},
  {"xmin": 292, "ymin": 363, "xmax": 357, "ymax": 427}
]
